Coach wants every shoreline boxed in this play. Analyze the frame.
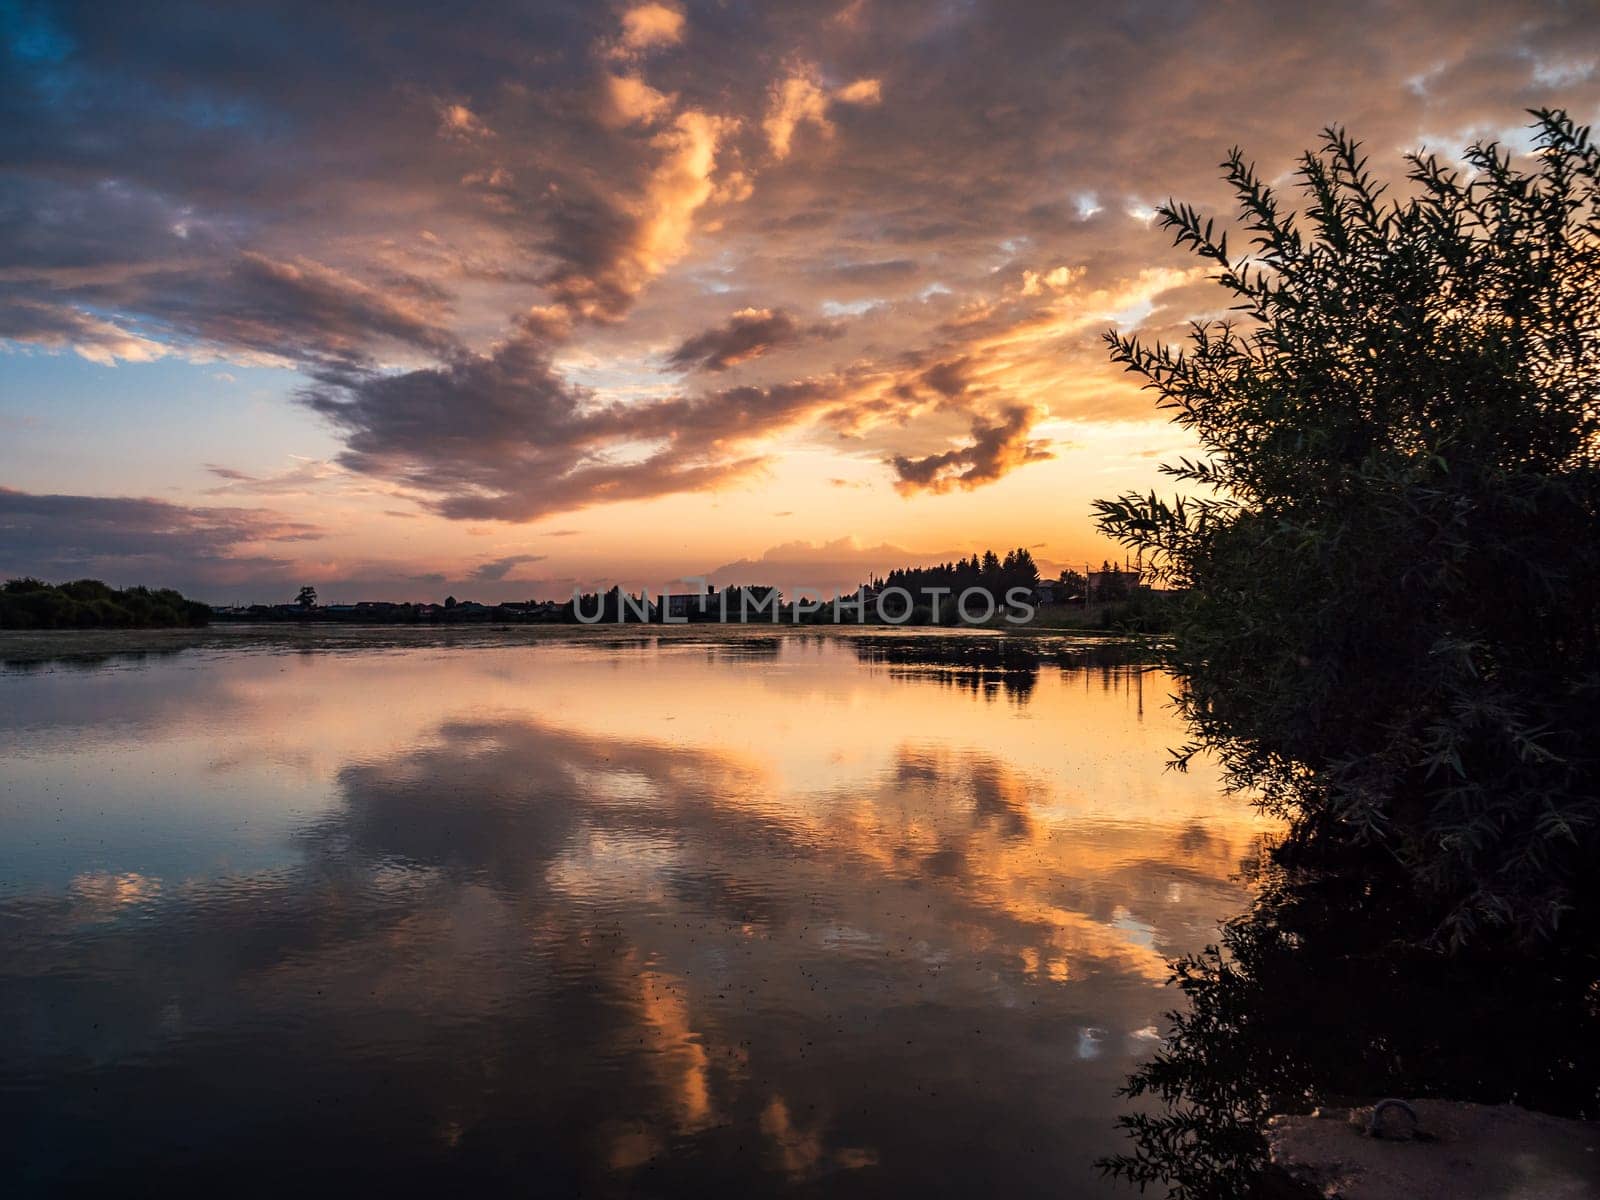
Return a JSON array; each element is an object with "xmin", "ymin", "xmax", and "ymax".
[{"xmin": 0, "ymin": 619, "xmax": 1157, "ymax": 666}]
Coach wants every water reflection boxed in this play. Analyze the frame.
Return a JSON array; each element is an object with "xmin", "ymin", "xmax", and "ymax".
[
  {"xmin": 847, "ymin": 633, "xmax": 1156, "ymax": 706},
  {"xmin": 1100, "ymin": 841, "xmax": 1600, "ymax": 1198},
  {"xmin": 0, "ymin": 632, "xmax": 1265, "ymax": 1195}
]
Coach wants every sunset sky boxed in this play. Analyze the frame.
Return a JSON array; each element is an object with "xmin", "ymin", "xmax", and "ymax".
[{"xmin": 3, "ymin": 0, "xmax": 1599, "ymax": 602}]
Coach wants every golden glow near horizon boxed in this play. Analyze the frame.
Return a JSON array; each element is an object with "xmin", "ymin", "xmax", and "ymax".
[{"xmin": 3, "ymin": 2, "xmax": 1596, "ymax": 600}]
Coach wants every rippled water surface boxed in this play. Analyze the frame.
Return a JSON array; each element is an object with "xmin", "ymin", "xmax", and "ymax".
[{"xmin": 0, "ymin": 629, "xmax": 1265, "ymax": 1196}]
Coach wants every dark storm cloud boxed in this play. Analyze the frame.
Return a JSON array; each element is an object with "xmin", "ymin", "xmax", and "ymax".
[
  {"xmin": 0, "ymin": 176, "xmax": 222, "ymax": 271},
  {"xmin": 131, "ymin": 253, "xmax": 460, "ymax": 365},
  {"xmin": 304, "ymin": 327, "xmax": 841, "ymax": 520},
  {"xmin": 0, "ymin": 486, "xmax": 324, "ymax": 592},
  {"xmin": 919, "ymin": 357, "xmax": 974, "ymax": 400},
  {"xmin": 4, "ymin": 0, "xmax": 1600, "ymax": 515},
  {"xmin": 666, "ymin": 307, "xmax": 838, "ymax": 372},
  {"xmin": 301, "ymin": 333, "xmax": 592, "ymax": 514},
  {"xmin": 892, "ymin": 406, "xmax": 1053, "ymax": 495},
  {"xmin": 0, "ymin": 252, "xmax": 458, "ymax": 368}
]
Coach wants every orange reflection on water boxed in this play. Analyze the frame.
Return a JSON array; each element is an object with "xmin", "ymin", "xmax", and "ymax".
[{"xmin": 0, "ymin": 629, "xmax": 1273, "ymax": 1196}]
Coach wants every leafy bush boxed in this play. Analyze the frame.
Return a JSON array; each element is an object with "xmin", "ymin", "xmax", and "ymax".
[
  {"xmin": 1095, "ymin": 110, "xmax": 1600, "ymax": 946},
  {"xmin": 0, "ymin": 579, "xmax": 210, "ymax": 629}
]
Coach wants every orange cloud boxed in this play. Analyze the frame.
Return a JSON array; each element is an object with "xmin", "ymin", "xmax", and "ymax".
[
  {"xmin": 892, "ymin": 406, "xmax": 1054, "ymax": 495},
  {"xmin": 764, "ymin": 69, "xmax": 833, "ymax": 160},
  {"xmin": 600, "ymin": 72, "xmax": 675, "ymax": 128},
  {"xmin": 9, "ymin": 0, "xmax": 1600, "ymax": 586},
  {"xmin": 436, "ymin": 102, "xmax": 493, "ymax": 141},
  {"xmin": 619, "ymin": 2, "xmax": 685, "ymax": 53},
  {"xmin": 835, "ymin": 77, "xmax": 882, "ymax": 105}
]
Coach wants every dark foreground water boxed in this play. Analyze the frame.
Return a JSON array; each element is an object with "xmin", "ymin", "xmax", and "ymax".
[{"xmin": 0, "ymin": 629, "xmax": 1264, "ymax": 1196}]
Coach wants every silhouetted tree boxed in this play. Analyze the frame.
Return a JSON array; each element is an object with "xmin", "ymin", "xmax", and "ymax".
[
  {"xmin": 1056, "ymin": 568, "xmax": 1087, "ymax": 599},
  {"xmin": 1092, "ymin": 560, "xmax": 1135, "ymax": 602},
  {"xmin": 295, "ymin": 585, "xmax": 318, "ymax": 609},
  {"xmin": 1094, "ymin": 110, "xmax": 1600, "ymax": 946}
]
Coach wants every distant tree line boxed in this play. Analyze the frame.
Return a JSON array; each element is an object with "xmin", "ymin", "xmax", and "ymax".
[
  {"xmin": 0, "ymin": 579, "xmax": 211, "ymax": 629},
  {"xmin": 869, "ymin": 547, "xmax": 1041, "ymax": 608},
  {"xmin": 559, "ymin": 551, "xmax": 1168, "ymax": 627}
]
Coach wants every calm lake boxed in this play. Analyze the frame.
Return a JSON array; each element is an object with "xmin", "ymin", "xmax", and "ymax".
[{"xmin": 0, "ymin": 628, "xmax": 1266, "ymax": 1196}]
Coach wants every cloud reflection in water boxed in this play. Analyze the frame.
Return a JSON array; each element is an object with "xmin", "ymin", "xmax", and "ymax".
[{"xmin": 0, "ymin": 632, "xmax": 1268, "ymax": 1195}]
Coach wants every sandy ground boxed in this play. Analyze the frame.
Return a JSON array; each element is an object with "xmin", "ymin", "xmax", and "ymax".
[{"xmin": 1265, "ymin": 1101, "xmax": 1599, "ymax": 1198}]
